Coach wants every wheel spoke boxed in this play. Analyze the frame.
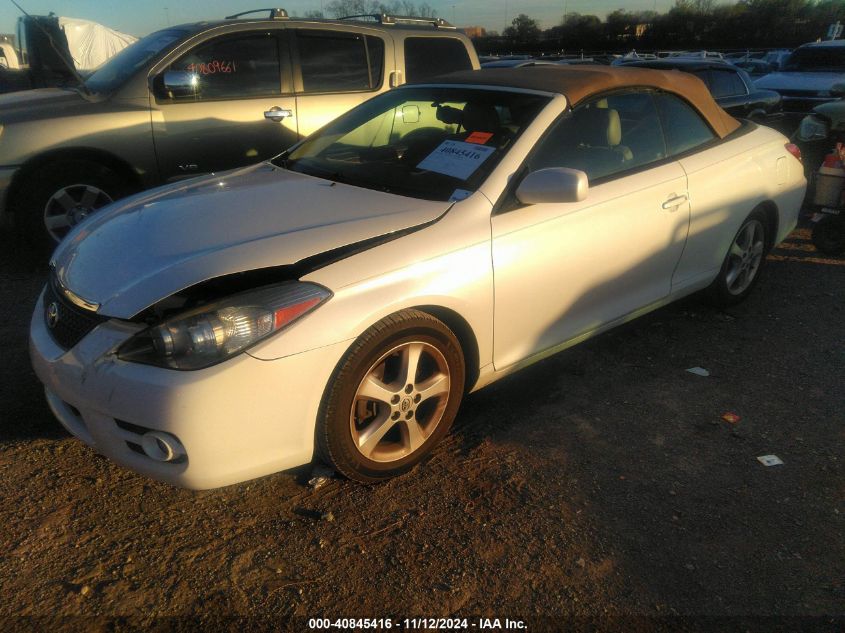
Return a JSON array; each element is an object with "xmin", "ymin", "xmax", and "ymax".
[
  {"xmin": 730, "ymin": 240, "xmax": 744, "ymax": 257},
  {"xmin": 725, "ymin": 263, "xmax": 741, "ymax": 288},
  {"xmin": 44, "ymin": 214, "xmax": 71, "ymax": 231},
  {"xmin": 751, "ymin": 241, "xmax": 764, "ymax": 257},
  {"xmin": 400, "ymin": 342, "xmax": 424, "ymax": 386},
  {"xmin": 416, "ymin": 372, "xmax": 450, "ymax": 404},
  {"xmin": 357, "ymin": 410, "xmax": 396, "ymax": 458},
  {"xmin": 52, "ymin": 191, "xmax": 78, "ymax": 212},
  {"xmin": 740, "ymin": 224, "xmax": 754, "ymax": 251},
  {"xmin": 357, "ymin": 374, "xmax": 395, "ymax": 405},
  {"xmin": 80, "ymin": 186, "xmax": 100, "ymax": 209},
  {"xmin": 402, "ymin": 417, "xmax": 426, "ymax": 453},
  {"xmin": 737, "ymin": 267, "xmax": 750, "ymax": 291}
]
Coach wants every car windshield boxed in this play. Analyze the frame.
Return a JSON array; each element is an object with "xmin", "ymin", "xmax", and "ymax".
[
  {"xmin": 83, "ymin": 28, "xmax": 189, "ymax": 94},
  {"xmin": 277, "ymin": 87, "xmax": 551, "ymax": 201},
  {"xmin": 783, "ymin": 47, "xmax": 845, "ymax": 72}
]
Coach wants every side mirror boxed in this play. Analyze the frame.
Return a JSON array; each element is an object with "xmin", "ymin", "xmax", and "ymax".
[
  {"xmin": 515, "ymin": 167, "xmax": 589, "ymax": 204},
  {"xmin": 162, "ymin": 70, "xmax": 199, "ymax": 97},
  {"xmin": 831, "ymin": 83, "xmax": 845, "ymax": 98}
]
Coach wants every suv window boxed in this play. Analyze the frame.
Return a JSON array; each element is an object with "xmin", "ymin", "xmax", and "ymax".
[
  {"xmin": 708, "ymin": 69, "xmax": 747, "ymax": 98},
  {"xmin": 296, "ymin": 30, "xmax": 384, "ymax": 93},
  {"xmin": 404, "ymin": 38, "xmax": 472, "ymax": 82},
  {"xmin": 169, "ymin": 33, "xmax": 280, "ymax": 100},
  {"xmin": 655, "ymin": 93, "xmax": 716, "ymax": 155},
  {"xmin": 527, "ymin": 91, "xmax": 666, "ymax": 182}
]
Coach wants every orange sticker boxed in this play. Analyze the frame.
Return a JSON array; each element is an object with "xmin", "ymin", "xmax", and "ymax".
[{"xmin": 466, "ymin": 131, "xmax": 493, "ymax": 144}]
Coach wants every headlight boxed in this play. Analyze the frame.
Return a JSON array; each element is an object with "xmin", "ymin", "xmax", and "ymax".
[
  {"xmin": 119, "ymin": 282, "xmax": 331, "ymax": 370},
  {"xmin": 797, "ymin": 115, "xmax": 829, "ymax": 141}
]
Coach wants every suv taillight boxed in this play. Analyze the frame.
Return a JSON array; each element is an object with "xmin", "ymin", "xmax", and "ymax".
[{"xmin": 785, "ymin": 143, "xmax": 802, "ymax": 162}]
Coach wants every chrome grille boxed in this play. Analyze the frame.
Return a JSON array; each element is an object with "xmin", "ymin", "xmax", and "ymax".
[{"xmin": 43, "ymin": 279, "xmax": 107, "ymax": 350}]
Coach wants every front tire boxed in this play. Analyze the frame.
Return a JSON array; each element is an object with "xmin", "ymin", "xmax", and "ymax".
[
  {"xmin": 316, "ymin": 310, "xmax": 465, "ymax": 483},
  {"xmin": 707, "ymin": 210, "xmax": 768, "ymax": 307}
]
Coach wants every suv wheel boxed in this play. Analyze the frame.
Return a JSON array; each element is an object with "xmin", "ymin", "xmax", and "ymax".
[{"xmin": 14, "ymin": 159, "xmax": 129, "ymax": 247}]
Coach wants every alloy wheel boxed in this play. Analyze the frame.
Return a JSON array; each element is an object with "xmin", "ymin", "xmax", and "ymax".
[
  {"xmin": 43, "ymin": 183, "xmax": 113, "ymax": 242},
  {"xmin": 349, "ymin": 341, "xmax": 451, "ymax": 463},
  {"xmin": 725, "ymin": 219, "xmax": 765, "ymax": 296}
]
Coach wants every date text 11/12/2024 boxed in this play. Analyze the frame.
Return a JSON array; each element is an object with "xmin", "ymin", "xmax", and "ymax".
[{"xmin": 307, "ymin": 617, "xmax": 528, "ymax": 630}]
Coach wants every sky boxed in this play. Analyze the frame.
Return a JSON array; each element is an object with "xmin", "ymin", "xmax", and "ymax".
[{"xmin": 0, "ymin": 0, "xmax": 679, "ymax": 38}]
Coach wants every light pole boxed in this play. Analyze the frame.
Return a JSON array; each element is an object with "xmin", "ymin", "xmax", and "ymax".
[{"xmin": 164, "ymin": 7, "xmax": 170, "ymax": 26}]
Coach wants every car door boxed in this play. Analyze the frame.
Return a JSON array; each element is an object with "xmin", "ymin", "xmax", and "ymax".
[
  {"xmin": 660, "ymin": 92, "xmax": 768, "ymax": 288},
  {"xmin": 491, "ymin": 91, "xmax": 690, "ymax": 369},
  {"xmin": 291, "ymin": 27, "xmax": 390, "ymax": 137},
  {"xmin": 149, "ymin": 28, "xmax": 298, "ymax": 182}
]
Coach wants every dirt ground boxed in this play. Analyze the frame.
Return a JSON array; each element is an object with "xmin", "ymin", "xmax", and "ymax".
[{"xmin": 0, "ymin": 225, "xmax": 842, "ymax": 633}]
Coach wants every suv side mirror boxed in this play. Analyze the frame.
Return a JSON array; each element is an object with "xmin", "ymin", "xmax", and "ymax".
[
  {"xmin": 162, "ymin": 70, "xmax": 199, "ymax": 97},
  {"xmin": 516, "ymin": 167, "xmax": 589, "ymax": 204}
]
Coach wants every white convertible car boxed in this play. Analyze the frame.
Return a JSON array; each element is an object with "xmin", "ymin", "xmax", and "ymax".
[{"xmin": 30, "ymin": 67, "xmax": 806, "ymax": 488}]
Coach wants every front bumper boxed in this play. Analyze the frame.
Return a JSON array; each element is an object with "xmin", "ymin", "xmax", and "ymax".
[{"xmin": 29, "ymin": 290, "xmax": 348, "ymax": 489}]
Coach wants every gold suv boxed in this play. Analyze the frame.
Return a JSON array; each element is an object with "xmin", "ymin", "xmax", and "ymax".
[{"xmin": 0, "ymin": 8, "xmax": 478, "ymax": 244}]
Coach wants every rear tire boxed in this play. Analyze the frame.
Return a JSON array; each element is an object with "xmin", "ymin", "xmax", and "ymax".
[
  {"xmin": 811, "ymin": 215, "xmax": 845, "ymax": 255},
  {"xmin": 707, "ymin": 210, "xmax": 768, "ymax": 307},
  {"xmin": 13, "ymin": 159, "xmax": 129, "ymax": 250},
  {"xmin": 316, "ymin": 309, "xmax": 465, "ymax": 483}
]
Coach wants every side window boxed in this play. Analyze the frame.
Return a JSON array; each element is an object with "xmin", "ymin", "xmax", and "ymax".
[
  {"xmin": 527, "ymin": 91, "xmax": 666, "ymax": 182},
  {"xmin": 168, "ymin": 33, "xmax": 280, "ymax": 100},
  {"xmin": 708, "ymin": 69, "xmax": 747, "ymax": 98},
  {"xmin": 296, "ymin": 30, "xmax": 384, "ymax": 93},
  {"xmin": 655, "ymin": 93, "xmax": 716, "ymax": 155},
  {"xmin": 404, "ymin": 38, "xmax": 472, "ymax": 82}
]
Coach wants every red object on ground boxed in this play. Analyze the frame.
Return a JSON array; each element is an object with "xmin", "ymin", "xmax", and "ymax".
[{"xmin": 722, "ymin": 412, "xmax": 741, "ymax": 424}]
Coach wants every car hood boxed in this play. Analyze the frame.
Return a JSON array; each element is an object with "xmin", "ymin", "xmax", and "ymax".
[
  {"xmin": 753, "ymin": 72, "xmax": 845, "ymax": 92},
  {"xmin": 0, "ymin": 87, "xmax": 90, "ymax": 122},
  {"xmin": 52, "ymin": 163, "xmax": 451, "ymax": 318}
]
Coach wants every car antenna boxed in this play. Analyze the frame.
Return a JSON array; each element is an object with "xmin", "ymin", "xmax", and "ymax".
[{"xmin": 9, "ymin": 0, "xmax": 91, "ymax": 95}]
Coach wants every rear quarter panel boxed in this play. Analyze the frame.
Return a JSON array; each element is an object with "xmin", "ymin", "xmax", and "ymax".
[{"xmin": 671, "ymin": 123, "xmax": 805, "ymax": 291}]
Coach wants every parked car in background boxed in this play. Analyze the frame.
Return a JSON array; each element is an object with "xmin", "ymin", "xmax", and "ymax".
[
  {"xmin": 29, "ymin": 66, "xmax": 805, "ymax": 488},
  {"xmin": 0, "ymin": 9, "xmax": 478, "ymax": 245},
  {"xmin": 792, "ymin": 85, "xmax": 845, "ymax": 192},
  {"xmin": 755, "ymin": 40, "xmax": 845, "ymax": 126},
  {"xmin": 732, "ymin": 58, "xmax": 775, "ymax": 78},
  {"xmin": 624, "ymin": 59, "xmax": 782, "ymax": 121},
  {"xmin": 763, "ymin": 49, "xmax": 792, "ymax": 71}
]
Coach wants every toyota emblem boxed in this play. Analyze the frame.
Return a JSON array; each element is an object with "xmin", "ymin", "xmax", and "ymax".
[{"xmin": 46, "ymin": 302, "xmax": 60, "ymax": 329}]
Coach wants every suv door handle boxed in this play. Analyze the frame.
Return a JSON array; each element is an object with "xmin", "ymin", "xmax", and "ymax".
[
  {"xmin": 264, "ymin": 107, "xmax": 293, "ymax": 122},
  {"xmin": 662, "ymin": 194, "xmax": 688, "ymax": 210}
]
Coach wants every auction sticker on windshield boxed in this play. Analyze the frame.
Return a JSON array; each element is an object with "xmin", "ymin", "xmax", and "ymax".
[{"xmin": 417, "ymin": 140, "xmax": 496, "ymax": 180}]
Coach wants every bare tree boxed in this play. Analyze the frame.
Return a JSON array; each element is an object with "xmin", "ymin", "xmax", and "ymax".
[{"xmin": 324, "ymin": 0, "xmax": 436, "ymax": 18}]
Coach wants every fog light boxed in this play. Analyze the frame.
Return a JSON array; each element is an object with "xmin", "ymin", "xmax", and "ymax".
[{"xmin": 141, "ymin": 431, "xmax": 186, "ymax": 462}]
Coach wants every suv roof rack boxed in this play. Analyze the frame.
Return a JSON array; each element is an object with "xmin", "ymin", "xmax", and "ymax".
[
  {"xmin": 338, "ymin": 13, "xmax": 455, "ymax": 29},
  {"xmin": 225, "ymin": 8, "xmax": 289, "ymax": 20}
]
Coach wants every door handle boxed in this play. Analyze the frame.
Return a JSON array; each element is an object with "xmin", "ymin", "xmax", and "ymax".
[
  {"xmin": 264, "ymin": 107, "xmax": 292, "ymax": 122},
  {"xmin": 662, "ymin": 194, "xmax": 688, "ymax": 210}
]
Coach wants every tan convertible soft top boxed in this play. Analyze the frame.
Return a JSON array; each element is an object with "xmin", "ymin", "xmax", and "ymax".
[{"xmin": 416, "ymin": 66, "xmax": 741, "ymax": 138}]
